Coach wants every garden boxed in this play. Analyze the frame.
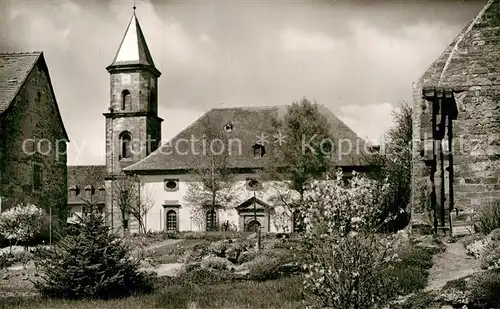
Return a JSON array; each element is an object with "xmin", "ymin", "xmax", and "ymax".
[
  {"xmin": 0, "ymin": 169, "xmax": 449, "ymax": 309},
  {"xmin": 1, "ymin": 101, "xmax": 500, "ymax": 309}
]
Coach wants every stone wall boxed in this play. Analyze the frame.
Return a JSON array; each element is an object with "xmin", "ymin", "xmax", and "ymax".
[
  {"xmin": 411, "ymin": 79, "xmax": 430, "ymax": 226},
  {"xmin": 104, "ymin": 70, "xmax": 162, "ymax": 176},
  {"xmin": 412, "ymin": 0, "xmax": 500, "ymax": 231},
  {"xmin": 453, "ymin": 87, "xmax": 500, "ymax": 211},
  {"xmin": 0, "ymin": 59, "xmax": 68, "ymax": 224}
]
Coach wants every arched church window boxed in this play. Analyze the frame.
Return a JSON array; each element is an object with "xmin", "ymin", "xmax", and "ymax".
[
  {"xmin": 120, "ymin": 131, "xmax": 132, "ymax": 159},
  {"xmin": 206, "ymin": 209, "xmax": 217, "ymax": 231},
  {"xmin": 121, "ymin": 89, "xmax": 131, "ymax": 110},
  {"xmin": 166, "ymin": 210, "xmax": 177, "ymax": 232}
]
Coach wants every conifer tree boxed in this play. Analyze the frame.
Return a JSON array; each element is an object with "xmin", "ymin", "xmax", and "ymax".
[{"xmin": 33, "ymin": 202, "xmax": 154, "ymax": 300}]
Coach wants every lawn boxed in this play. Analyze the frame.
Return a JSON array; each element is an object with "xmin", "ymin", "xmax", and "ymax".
[{"xmin": 0, "ymin": 276, "xmax": 304, "ymax": 309}]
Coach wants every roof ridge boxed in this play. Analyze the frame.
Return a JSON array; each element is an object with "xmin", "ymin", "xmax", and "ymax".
[
  {"xmin": 0, "ymin": 51, "xmax": 42, "ymax": 56},
  {"xmin": 210, "ymin": 104, "xmax": 288, "ymax": 111}
]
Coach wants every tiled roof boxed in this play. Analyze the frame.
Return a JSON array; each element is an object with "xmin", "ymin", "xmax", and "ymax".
[
  {"xmin": 0, "ymin": 52, "xmax": 41, "ymax": 114},
  {"xmin": 125, "ymin": 104, "xmax": 371, "ymax": 173},
  {"xmin": 67, "ymin": 165, "xmax": 107, "ymax": 204},
  {"xmin": 0, "ymin": 51, "xmax": 69, "ymax": 140},
  {"xmin": 107, "ymin": 12, "xmax": 157, "ymax": 69},
  {"xmin": 419, "ymin": 0, "xmax": 499, "ymax": 89}
]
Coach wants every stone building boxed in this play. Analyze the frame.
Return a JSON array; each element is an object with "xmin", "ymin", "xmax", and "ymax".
[
  {"xmin": 412, "ymin": 0, "xmax": 500, "ymax": 235},
  {"xmin": 0, "ymin": 52, "xmax": 69, "ymax": 223}
]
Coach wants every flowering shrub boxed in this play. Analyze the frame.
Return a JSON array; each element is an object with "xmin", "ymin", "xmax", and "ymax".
[
  {"xmin": 301, "ymin": 170, "xmax": 388, "ymax": 236},
  {"xmin": 300, "ymin": 169, "xmax": 398, "ymax": 309},
  {"xmin": 464, "ymin": 236, "xmax": 490, "ymax": 259},
  {"xmin": 0, "ymin": 204, "xmax": 44, "ymax": 249}
]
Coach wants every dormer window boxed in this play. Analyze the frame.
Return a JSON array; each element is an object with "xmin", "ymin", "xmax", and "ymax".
[
  {"xmin": 252, "ymin": 144, "xmax": 265, "ymax": 158},
  {"xmin": 97, "ymin": 185, "xmax": 106, "ymax": 198},
  {"xmin": 224, "ymin": 123, "xmax": 233, "ymax": 132},
  {"xmin": 84, "ymin": 185, "xmax": 94, "ymax": 196},
  {"xmin": 69, "ymin": 185, "xmax": 79, "ymax": 197}
]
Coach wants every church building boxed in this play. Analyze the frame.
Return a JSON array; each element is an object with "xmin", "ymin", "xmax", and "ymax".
[{"xmin": 68, "ymin": 9, "xmax": 374, "ymax": 234}]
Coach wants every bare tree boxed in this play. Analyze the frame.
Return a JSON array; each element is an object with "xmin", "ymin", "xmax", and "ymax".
[
  {"xmin": 112, "ymin": 175, "xmax": 153, "ymax": 234},
  {"xmin": 183, "ymin": 114, "xmax": 239, "ymax": 231}
]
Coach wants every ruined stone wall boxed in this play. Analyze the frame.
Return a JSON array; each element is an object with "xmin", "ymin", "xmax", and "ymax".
[
  {"xmin": 413, "ymin": 87, "xmax": 500, "ymax": 229},
  {"xmin": 411, "ymin": 81, "xmax": 434, "ymax": 227},
  {"xmin": 412, "ymin": 0, "xmax": 500, "ymax": 228},
  {"xmin": 452, "ymin": 87, "xmax": 500, "ymax": 211},
  {"xmin": 411, "ymin": 0, "xmax": 500, "ymax": 232},
  {"xmin": 0, "ymin": 61, "xmax": 68, "ymax": 223}
]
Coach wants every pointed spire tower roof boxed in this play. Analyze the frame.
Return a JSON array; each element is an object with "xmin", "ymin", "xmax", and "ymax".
[{"xmin": 106, "ymin": 9, "xmax": 161, "ymax": 77}]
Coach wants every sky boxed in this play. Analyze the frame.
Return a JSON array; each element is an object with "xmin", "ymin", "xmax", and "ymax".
[{"xmin": 0, "ymin": 0, "xmax": 487, "ymax": 165}]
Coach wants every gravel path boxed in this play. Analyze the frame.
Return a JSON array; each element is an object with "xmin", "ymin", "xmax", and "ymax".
[{"xmin": 424, "ymin": 240, "xmax": 482, "ymax": 291}]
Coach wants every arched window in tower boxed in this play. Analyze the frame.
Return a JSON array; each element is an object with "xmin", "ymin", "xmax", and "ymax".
[
  {"xmin": 121, "ymin": 89, "xmax": 131, "ymax": 110},
  {"xmin": 119, "ymin": 131, "xmax": 132, "ymax": 159}
]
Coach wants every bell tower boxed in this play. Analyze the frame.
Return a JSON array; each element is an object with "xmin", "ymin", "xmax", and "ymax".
[{"xmin": 104, "ymin": 9, "xmax": 162, "ymax": 176}]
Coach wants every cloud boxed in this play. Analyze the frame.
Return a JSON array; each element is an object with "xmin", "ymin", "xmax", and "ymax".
[
  {"xmin": 280, "ymin": 29, "xmax": 338, "ymax": 52},
  {"xmin": 338, "ymin": 102, "xmax": 395, "ymax": 144},
  {"xmin": 0, "ymin": 0, "xmax": 485, "ymax": 165}
]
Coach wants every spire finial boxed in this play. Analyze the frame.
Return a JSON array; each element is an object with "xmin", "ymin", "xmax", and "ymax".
[{"xmin": 133, "ymin": 0, "xmax": 136, "ymax": 12}]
